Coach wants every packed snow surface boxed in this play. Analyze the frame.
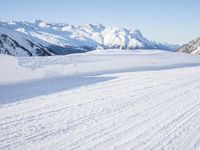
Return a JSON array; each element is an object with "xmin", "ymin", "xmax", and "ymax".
[{"xmin": 1, "ymin": 49, "xmax": 200, "ymax": 149}]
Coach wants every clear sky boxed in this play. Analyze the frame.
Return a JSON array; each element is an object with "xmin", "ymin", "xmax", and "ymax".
[{"xmin": 0, "ymin": 0, "xmax": 200, "ymax": 44}]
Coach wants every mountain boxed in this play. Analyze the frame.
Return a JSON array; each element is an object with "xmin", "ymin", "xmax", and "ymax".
[
  {"xmin": 177, "ymin": 37, "xmax": 200, "ymax": 55},
  {"xmin": 0, "ymin": 20, "xmax": 177, "ymax": 56}
]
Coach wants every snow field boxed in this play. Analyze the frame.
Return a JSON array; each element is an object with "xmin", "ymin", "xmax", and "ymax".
[{"xmin": 1, "ymin": 49, "xmax": 200, "ymax": 149}]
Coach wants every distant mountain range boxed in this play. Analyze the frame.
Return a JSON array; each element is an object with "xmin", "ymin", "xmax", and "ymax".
[
  {"xmin": 0, "ymin": 20, "xmax": 179, "ymax": 56},
  {"xmin": 178, "ymin": 37, "xmax": 200, "ymax": 55}
]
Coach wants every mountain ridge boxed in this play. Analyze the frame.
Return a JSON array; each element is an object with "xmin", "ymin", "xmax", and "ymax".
[
  {"xmin": 0, "ymin": 20, "xmax": 179, "ymax": 56},
  {"xmin": 177, "ymin": 37, "xmax": 200, "ymax": 55}
]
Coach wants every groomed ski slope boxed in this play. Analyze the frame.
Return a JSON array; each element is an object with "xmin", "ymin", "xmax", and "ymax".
[{"xmin": 1, "ymin": 49, "xmax": 200, "ymax": 149}]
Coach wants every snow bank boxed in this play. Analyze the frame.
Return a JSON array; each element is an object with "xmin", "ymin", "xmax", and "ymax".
[
  {"xmin": 1, "ymin": 49, "xmax": 200, "ymax": 84},
  {"xmin": 0, "ymin": 55, "xmax": 41, "ymax": 84}
]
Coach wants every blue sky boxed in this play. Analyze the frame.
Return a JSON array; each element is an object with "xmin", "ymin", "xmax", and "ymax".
[{"xmin": 0, "ymin": 0, "xmax": 200, "ymax": 44}]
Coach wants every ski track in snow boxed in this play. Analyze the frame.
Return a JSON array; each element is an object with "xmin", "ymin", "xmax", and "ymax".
[{"xmin": 1, "ymin": 50, "xmax": 200, "ymax": 149}]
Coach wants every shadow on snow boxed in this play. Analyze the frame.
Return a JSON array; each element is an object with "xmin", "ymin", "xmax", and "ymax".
[{"xmin": 0, "ymin": 75, "xmax": 116, "ymax": 105}]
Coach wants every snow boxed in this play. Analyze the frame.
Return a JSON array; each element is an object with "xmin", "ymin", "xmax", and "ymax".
[
  {"xmin": 178, "ymin": 37, "xmax": 200, "ymax": 55},
  {"xmin": 0, "ymin": 27, "xmax": 54, "ymax": 56},
  {"xmin": 1, "ymin": 49, "xmax": 200, "ymax": 149},
  {"xmin": 0, "ymin": 20, "xmax": 179, "ymax": 57},
  {"xmin": 0, "ymin": 49, "xmax": 200, "ymax": 84},
  {"xmin": 15, "ymin": 28, "xmax": 27, "ymax": 34}
]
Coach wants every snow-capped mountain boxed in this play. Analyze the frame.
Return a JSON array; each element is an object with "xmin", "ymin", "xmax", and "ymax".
[
  {"xmin": 177, "ymin": 37, "xmax": 200, "ymax": 55},
  {"xmin": 0, "ymin": 20, "xmax": 177, "ymax": 56}
]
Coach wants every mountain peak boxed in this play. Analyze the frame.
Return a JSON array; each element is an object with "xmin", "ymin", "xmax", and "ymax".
[
  {"xmin": 34, "ymin": 20, "xmax": 50, "ymax": 27},
  {"xmin": 133, "ymin": 29, "xmax": 143, "ymax": 38},
  {"xmin": 0, "ymin": 20, "xmax": 177, "ymax": 56},
  {"xmin": 178, "ymin": 37, "xmax": 200, "ymax": 54}
]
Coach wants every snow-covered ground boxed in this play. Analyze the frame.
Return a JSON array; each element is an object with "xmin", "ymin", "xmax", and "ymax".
[{"xmin": 1, "ymin": 49, "xmax": 200, "ymax": 149}]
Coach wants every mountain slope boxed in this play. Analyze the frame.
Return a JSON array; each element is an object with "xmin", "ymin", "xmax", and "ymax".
[
  {"xmin": 0, "ymin": 33, "xmax": 52, "ymax": 56},
  {"xmin": 0, "ymin": 20, "xmax": 177, "ymax": 56},
  {"xmin": 177, "ymin": 37, "xmax": 200, "ymax": 55}
]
